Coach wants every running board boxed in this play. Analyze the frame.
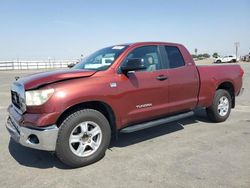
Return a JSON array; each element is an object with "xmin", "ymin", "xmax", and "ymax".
[{"xmin": 120, "ymin": 111, "xmax": 194, "ymax": 133}]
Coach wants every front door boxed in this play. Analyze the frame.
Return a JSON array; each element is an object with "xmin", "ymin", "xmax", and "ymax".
[{"xmin": 116, "ymin": 45, "xmax": 169, "ymax": 126}]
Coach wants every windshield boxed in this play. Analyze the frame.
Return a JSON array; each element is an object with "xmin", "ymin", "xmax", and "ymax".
[{"xmin": 73, "ymin": 45, "xmax": 128, "ymax": 71}]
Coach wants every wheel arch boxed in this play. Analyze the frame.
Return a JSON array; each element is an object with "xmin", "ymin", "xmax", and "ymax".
[
  {"xmin": 217, "ymin": 81, "xmax": 235, "ymax": 108},
  {"xmin": 56, "ymin": 101, "xmax": 117, "ymax": 137}
]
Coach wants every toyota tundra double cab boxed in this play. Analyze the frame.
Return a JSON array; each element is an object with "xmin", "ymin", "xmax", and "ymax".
[{"xmin": 6, "ymin": 42, "xmax": 244, "ymax": 167}]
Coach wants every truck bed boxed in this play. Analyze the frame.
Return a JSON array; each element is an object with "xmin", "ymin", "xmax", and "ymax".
[{"xmin": 196, "ymin": 64, "xmax": 243, "ymax": 108}]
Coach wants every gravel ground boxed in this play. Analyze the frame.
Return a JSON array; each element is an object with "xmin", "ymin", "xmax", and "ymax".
[{"xmin": 0, "ymin": 62, "xmax": 249, "ymax": 188}]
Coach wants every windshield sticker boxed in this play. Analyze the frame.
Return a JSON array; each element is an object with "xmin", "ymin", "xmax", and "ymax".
[{"xmin": 112, "ymin": 46, "xmax": 125, "ymax": 50}]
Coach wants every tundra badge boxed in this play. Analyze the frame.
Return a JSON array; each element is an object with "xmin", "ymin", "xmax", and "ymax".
[{"xmin": 136, "ymin": 103, "xmax": 152, "ymax": 109}]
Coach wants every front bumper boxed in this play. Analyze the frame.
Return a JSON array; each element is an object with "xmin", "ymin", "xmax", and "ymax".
[{"xmin": 6, "ymin": 115, "xmax": 58, "ymax": 151}]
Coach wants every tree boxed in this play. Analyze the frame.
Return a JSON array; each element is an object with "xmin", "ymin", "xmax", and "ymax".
[
  {"xmin": 203, "ymin": 53, "xmax": 210, "ymax": 58},
  {"xmin": 212, "ymin": 52, "xmax": 219, "ymax": 58},
  {"xmin": 191, "ymin": 54, "xmax": 197, "ymax": 58}
]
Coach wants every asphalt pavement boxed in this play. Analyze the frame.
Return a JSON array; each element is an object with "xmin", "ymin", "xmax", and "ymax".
[{"xmin": 0, "ymin": 63, "xmax": 249, "ymax": 188}]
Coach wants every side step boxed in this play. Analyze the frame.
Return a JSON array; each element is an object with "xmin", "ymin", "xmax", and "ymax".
[{"xmin": 120, "ymin": 111, "xmax": 194, "ymax": 133}]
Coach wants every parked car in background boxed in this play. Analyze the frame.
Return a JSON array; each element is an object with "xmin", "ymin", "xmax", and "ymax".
[
  {"xmin": 214, "ymin": 55, "xmax": 237, "ymax": 63},
  {"xmin": 242, "ymin": 54, "xmax": 250, "ymax": 62},
  {"xmin": 67, "ymin": 62, "xmax": 78, "ymax": 68}
]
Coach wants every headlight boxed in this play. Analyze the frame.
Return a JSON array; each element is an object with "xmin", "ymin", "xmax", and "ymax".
[{"xmin": 25, "ymin": 88, "xmax": 54, "ymax": 106}]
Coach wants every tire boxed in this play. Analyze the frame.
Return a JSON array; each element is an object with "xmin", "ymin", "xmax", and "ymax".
[
  {"xmin": 56, "ymin": 109, "xmax": 111, "ymax": 168},
  {"xmin": 206, "ymin": 89, "xmax": 232, "ymax": 122},
  {"xmin": 216, "ymin": 60, "xmax": 222, "ymax": 63}
]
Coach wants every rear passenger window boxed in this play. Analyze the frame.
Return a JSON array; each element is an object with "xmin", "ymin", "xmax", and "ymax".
[{"xmin": 165, "ymin": 46, "xmax": 185, "ymax": 68}]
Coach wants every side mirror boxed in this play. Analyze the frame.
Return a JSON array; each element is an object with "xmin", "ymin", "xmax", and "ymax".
[{"xmin": 121, "ymin": 58, "xmax": 146, "ymax": 74}]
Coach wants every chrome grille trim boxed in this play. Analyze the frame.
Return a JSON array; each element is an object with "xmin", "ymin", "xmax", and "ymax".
[{"xmin": 11, "ymin": 82, "xmax": 26, "ymax": 113}]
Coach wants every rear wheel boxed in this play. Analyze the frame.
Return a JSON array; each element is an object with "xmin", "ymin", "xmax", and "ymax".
[
  {"xmin": 216, "ymin": 60, "xmax": 222, "ymax": 63},
  {"xmin": 206, "ymin": 89, "xmax": 232, "ymax": 122},
  {"xmin": 56, "ymin": 109, "xmax": 111, "ymax": 168}
]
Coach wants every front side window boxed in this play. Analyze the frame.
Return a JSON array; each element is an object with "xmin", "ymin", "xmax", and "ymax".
[
  {"xmin": 124, "ymin": 46, "xmax": 162, "ymax": 71},
  {"xmin": 165, "ymin": 46, "xmax": 185, "ymax": 68},
  {"xmin": 74, "ymin": 45, "xmax": 128, "ymax": 71}
]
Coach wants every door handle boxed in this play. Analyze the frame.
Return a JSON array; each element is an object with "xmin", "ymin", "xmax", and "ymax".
[{"xmin": 156, "ymin": 75, "xmax": 168, "ymax": 81}]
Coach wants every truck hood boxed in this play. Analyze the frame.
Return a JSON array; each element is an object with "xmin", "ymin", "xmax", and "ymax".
[{"xmin": 18, "ymin": 69, "xmax": 97, "ymax": 90}]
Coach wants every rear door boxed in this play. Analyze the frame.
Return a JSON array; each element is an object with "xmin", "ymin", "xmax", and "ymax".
[
  {"xmin": 161, "ymin": 45, "xmax": 199, "ymax": 114},
  {"xmin": 116, "ymin": 45, "xmax": 169, "ymax": 126}
]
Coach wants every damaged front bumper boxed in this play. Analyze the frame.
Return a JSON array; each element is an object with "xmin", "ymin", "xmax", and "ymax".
[{"xmin": 6, "ymin": 115, "xmax": 58, "ymax": 151}]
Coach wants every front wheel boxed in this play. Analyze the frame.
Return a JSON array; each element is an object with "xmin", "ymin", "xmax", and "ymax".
[
  {"xmin": 56, "ymin": 109, "xmax": 111, "ymax": 168},
  {"xmin": 206, "ymin": 89, "xmax": 232, "ymax": 122}
]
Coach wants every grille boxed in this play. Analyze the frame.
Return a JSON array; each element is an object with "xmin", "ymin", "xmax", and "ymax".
[
  {"xmin": 11, "ymin": 82, "xmax": 26, "ymax": 113},
  {"xmin": 11, "ymin": 90, "xmax": 21, "ymax": 109}
]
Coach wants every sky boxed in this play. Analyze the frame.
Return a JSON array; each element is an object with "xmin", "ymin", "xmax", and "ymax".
[{"xmin": 0, "ymin": 0, "xmax": 249, "ymax": 60}]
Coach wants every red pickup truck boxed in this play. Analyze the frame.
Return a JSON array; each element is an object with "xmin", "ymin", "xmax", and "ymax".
[{"xmin": 6, "ymin": 42, "xmax": 244, "ymax": 167}]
